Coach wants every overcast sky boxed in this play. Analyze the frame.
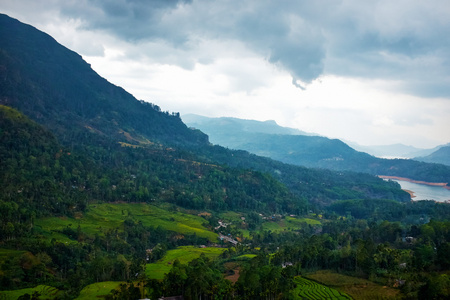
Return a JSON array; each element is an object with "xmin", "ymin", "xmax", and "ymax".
[{"xmin": 2, "ymin": 0, "xmax": 450, "ymax": 148}]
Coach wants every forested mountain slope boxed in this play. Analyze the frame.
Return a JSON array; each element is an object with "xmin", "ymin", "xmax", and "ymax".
[
  {"xmin": 185, "ymin": 115, "xmax": 450, "ymax": 185},
  {"xmin": 0, "ymin": 14, "xmax": 207, "ymax": 148},
  {"xmin": 0, "ymin": 105, "xmax": 311, "ymax": 238},
  {"xmin": 0, "ymin": 13, "xmax": 409, "ymax": 210}
]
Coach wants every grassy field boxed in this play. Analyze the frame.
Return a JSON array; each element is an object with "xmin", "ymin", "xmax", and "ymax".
[
  {"xmin": 305, "ymin": 270, "xmax": 401, "ymax": 299},
  {"xmin": 261, "ymin": 216, "xmax": 321, "ymax": 232},
  {"xmin": 75, "ymin": 281, "xmax": 123, "ymax": 300},
  {"xmin": 292, "ymin": 276, "xmax": 352, "ymax": 300},
  {"xmin": 34, "ymin": 203, "xmax": 217, "ymax": 242},
  {"xmin": 217, "ymin": 211, "xmax": 243, "ymax": 223},
  {"xmin": 0, "ymin": 285, "xmax": 62, "ymax": 299},
  {"xmin": 235, "ymin": 254, "xmax": 257, "ymax": 260},
  {"xmin": 145, "ymin": 246, "xmax": 226, "ymax": 280}
]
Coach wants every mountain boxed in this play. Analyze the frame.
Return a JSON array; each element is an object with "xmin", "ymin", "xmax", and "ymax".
[
  {"xmin": 346, "ymin": 142, "xmax": 428, "ymax": 158},
  {"xmin": 184, "ymin": 115, "xmax": 450, "ymax": 185},
  {"xmin": 0, "ymin": 14, "xmax": 207, "ymax": 149},
  {"xmin": 415, "ymin": 145, "xmax": 450, "ymax": 166},
  {"xmin": 0, "ymin": 13, "xmax": 409, "ymax": 211},
  {"xmin": 183, "ymin": 114, "xmax": 313, "ymax": 138}
]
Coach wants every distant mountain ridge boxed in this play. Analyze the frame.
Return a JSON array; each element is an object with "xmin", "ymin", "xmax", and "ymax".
[
  {"xmin": 182, "ymin": 114, "xmax": 312, "ymax": 137},
  {"xmin": 346, "ymin": 142, "xmax": 432, "ymax": 159},
  {"xmin": 184, "ymin": 114, "xmax": 450, "ymax": 185},
  {"xmin": 415, "ymin": 145, "xmax": 450, "ymax": 166}
]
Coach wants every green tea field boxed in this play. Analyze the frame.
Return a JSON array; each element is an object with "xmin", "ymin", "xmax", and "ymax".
[{"xmin": 292, "ymin": 276, "xmax": 352, "ymax": 300}]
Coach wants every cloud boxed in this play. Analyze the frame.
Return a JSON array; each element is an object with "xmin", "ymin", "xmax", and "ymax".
[
  {"xmin": 3, "ymin": 0, "xmax": 449, "ymax": 97},
  {"xmin": 55, "ymin": 1, "xmax": 330, "ymax": 86}
]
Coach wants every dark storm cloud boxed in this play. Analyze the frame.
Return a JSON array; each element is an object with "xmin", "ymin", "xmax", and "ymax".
[
  {"xmin": 60, "ymin": 0, "xmax": 192, "ymax": 44},
  {"xmin": 58, "ymin": 0, "xmax": 328, "ymax": 85},
  {"xmin": 5, "ymin": 0, "xmax": 449, "ymax": 97}
]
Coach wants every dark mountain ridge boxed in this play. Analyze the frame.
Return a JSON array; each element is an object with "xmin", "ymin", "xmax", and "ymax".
[{"xmin": 0, "ymin": 14, "xmax": 207, "ymax": 148}]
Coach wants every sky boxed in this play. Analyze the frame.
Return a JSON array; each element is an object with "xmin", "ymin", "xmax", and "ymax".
[{"xmin": 2, "ymin": 0, "xmax": 450, "ymax": 148}]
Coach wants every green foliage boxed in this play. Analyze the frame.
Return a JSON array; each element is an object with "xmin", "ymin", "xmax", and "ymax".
[
  {"xmin": 105, "ymin": 281, "xmax": 143, "ymax": 300},
  {"xmin": 157, "ymin": 254, "xmax": 232, "ymax": 300},
  {"xmin": 419, "ymin": 274, "xmax": 450, "ymax": 299},
  {"xmin": 234, "ymin": 253, "xmax": 296, "ymax": 299},
  {"xmin": 329, "ymin": 198, "xmax": 450, "ymax": 223}
]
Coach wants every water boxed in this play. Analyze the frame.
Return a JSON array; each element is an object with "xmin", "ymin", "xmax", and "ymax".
[{"xmin": 391, "ymin": 180, "xmax": 450, "ymax": 202}]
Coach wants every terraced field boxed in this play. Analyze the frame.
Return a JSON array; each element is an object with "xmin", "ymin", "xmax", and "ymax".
[
  {"xmin": 145, "ymin": 246, "xmax": 226, "ymax": 279},
  {"xmin": 293, "ymin": 276, "xmax": 352, "ymax": 300},
  {"xmin": 75, "ymin": 281, "xmax": 124, "ymax": 300},
  {"xmin": 34, "ymin": 203, "xmax": 217, "ymax": 242},
  {"xmin": 306, "ymin": 270, "xmax": 401, "ymax": 299},
  {"xmin": 0, "ymin": 285, "xmax": 62, "ymax": 299},
  {"xmin": 262, "ymin": 216, "xmax": 321, "ymax": 232}
]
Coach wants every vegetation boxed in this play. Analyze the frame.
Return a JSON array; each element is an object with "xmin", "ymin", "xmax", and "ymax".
[{"xmin": 1, "ymin": 13, "xmax": 450, "ymax": 299}]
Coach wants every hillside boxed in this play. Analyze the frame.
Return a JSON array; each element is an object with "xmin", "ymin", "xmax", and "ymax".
[
  {"xmin": 0, "ymin": 106, "xmax": 311, "ymax": 232},
  {"xmin": 0, "ymin": 13, "xmax": 408, "ymax": 209},
  {"xmin": 415, "ymin": 145, "xmax": 450, "ymax": 166},
  {"xmin": 184, "ymin": 115, "xmax": 450, "ymax": 185},
  {"xmin": 0, "ymin": 14, "xmax": 207, "ymax": 148}
]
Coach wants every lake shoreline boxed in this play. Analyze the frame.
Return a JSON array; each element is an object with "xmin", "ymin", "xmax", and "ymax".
[
  {"xmin": 378, "ymin": 175, "xmax": 450, "ymax": 190},
  {"xmin": 403, "ymin": 189, "xmax": 416, "ymax": 198}
]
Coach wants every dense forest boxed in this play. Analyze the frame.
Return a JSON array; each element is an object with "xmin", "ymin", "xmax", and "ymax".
[{"xmin": 1, "ymin": 14, "xmax": 450, "ymax": 299}]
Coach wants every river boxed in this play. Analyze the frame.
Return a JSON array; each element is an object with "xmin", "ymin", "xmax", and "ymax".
[{"xmin": 391, "ymin": 179, "xmax": 450, "ymax": 202}]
